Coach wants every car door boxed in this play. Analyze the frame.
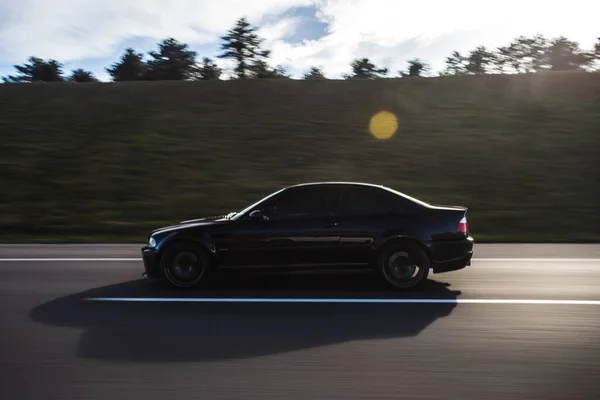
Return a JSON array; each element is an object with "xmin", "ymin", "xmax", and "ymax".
[
  {"xmin": 332, "ymin": 185, "xmax": 397, "ymax": 264},
  {"xmin": 222, "ymin": 185, "xmax": 341, "ymax": 268}
]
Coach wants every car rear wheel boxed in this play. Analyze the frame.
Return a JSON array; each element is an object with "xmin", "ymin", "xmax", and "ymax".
[
  {"xmin": 376, "ymin": 242, "xmax": 430, "ymax": 289},
  {"xmin": 161, "ymin": 243, "xmax": 211, "ymax": 288}
]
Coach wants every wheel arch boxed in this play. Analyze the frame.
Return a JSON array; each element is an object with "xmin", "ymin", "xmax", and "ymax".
[
  {"xmin": 157, "ymin": 232, "xmax": 218, "ymax": 263},
  {"xmin": 374, "ymin": 235, "xmax": 433, "ymax": 265}
]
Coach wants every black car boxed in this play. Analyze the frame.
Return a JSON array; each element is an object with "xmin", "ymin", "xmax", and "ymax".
[{"xmin": 141, "ymin": 182, "xmax": 474, "ymax": 289}]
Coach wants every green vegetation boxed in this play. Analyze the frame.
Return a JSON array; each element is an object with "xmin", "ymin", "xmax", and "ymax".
[
  {"xmin": 1, "ymin": 71, "xmax": 599, "ymax": 243},
  {"xmin": 3, "ymin": 22, "xmax": 599, "ymax": 83}
]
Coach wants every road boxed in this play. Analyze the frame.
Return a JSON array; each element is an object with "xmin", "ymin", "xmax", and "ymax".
[{"xmin": 1, "ymin": 244, "xmax": 599, "ymax": 400}]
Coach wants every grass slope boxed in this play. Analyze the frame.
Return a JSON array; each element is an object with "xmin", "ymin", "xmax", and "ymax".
[{"xmin": 1, "ymin": 72, "xmax": 599, "ymax": 242}]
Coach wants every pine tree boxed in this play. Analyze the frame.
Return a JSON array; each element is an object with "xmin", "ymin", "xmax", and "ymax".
[
  {"xmin": 218, "ymin": 17, "xmax": 270, "ymax": 79},
  {"xmin": 399, "ymin": 58, "xmax": 429, "ymax": 77},
  {"xmin": 193, "ymin": 57, "xmax": 222, "ymax": 80},
  {"xmin": 145, "ymin": 38, "xmax": 198, "ymax": 80},
  {"xmin": 303, "ymin": 67, "xmax": 326, "ymax": 80},
  {"xmin": 69, "ymin": 69, "xmax": 98, "ymax": 82},
  {"xmin": 344, "ymin": 58, "xmax": 388, "ymax": 79},
  {"xmin": 106, "ymin": 48, "xmax": 147, "ymax": 81},
  {"xmin": 2, "ymin": 57, "xmax": 64, "ymax": 83}
]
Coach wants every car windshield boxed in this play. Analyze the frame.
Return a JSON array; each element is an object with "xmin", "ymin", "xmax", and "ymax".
[{"xmin": 230, "ymin": 188, "xmax": 286, "ymax": 220}]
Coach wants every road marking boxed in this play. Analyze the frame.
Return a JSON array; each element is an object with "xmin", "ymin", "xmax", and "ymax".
[
  {"xmin": 0, "ymin": 258, "xmax": 141, "ymax": 262},
  {"xmin": 0, "ymin": 258, "xmax": 599, "ymax": 262},
  {"xmin": 82, "ymin": 297, "xmax": 600, "ymax": 305},
  {"xmin": 474, "ymin": 258, "xmax": 600, "ymax": 262}
]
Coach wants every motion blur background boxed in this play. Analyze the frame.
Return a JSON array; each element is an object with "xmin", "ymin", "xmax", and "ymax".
[{"xmin": 0, "ymin": 1, "xmax": 599, "ymax": 242}]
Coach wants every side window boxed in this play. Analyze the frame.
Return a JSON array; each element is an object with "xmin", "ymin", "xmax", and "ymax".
[
  {"xmin": 336, "ymin": 186, "xmax": 392, "ymax": 217},
  {"xmin": 265, "ymin": 187, "xmax": 328, "ymax": 220}
]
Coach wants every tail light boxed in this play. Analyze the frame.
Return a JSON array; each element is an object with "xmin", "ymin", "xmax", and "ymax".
[{"xmin": 458, "ymin": 216, "xmax": 468, "ymax": 234}]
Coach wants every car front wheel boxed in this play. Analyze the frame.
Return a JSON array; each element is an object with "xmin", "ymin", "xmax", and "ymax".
[
  {"xmin": 376, "ymin": 242, "xmax": 430, "ymax": 289},
  {"xmin": 161, "ymin": 243, "xmax": 211, "ymax": 288}
]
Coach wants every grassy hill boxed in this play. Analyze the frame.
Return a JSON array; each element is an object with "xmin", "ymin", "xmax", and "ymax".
[{"xmin": 1, "ymin": 72, "xmax": 599, "ymax": 242}]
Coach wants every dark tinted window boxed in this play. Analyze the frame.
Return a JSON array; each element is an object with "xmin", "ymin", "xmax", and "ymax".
[
  {"xmin": 336, "ymin": 186, "xmax": 392, "ymax": 216},
  {"xmin": 381, "ymin": 188, "xmax": 423, "ymax": 213},
  {"xmin": 264, "ymin": 186, "xmax": 331, "ymax": 219}
]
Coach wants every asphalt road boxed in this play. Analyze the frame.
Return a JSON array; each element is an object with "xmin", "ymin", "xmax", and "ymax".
[{"xmin": 1, "ymin": 244, "xmax": 599, "ymax": 400}]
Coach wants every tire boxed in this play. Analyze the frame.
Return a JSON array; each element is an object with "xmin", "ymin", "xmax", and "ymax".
[
  {"xmin": 376, "ymin": 242, "xmax": 430, "ymax": 289},
  {"xmin": 160, "ymin": 242, "xmax": 212, "ymax": 288}
]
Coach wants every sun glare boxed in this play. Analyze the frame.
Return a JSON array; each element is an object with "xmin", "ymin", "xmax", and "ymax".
[{"xmin": 369, "ymin": 111, "xmax": 398, "ymax": 139}]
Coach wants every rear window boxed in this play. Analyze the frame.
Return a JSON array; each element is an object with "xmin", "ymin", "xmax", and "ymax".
[
  {"xmin": 336, "ymin": 186, "xmax": 390, "ymax": 216},
  {"xmin": 336, "ymin": 185, "xmax": 423, "ymax": 216}
]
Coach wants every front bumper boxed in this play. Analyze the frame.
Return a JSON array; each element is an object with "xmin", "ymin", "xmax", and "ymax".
[
  {"xmin": 431, "ymin": 236, "xmax": 474, "ymax": 274},
  {"xmin": 141, "ymin": 246, "xmax": 162, "ymax": 278}
]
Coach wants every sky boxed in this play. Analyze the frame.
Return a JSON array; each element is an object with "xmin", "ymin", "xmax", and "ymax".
[{"xmin": 0, "ymin": 0, "xmax": 598, "ymax": 81}]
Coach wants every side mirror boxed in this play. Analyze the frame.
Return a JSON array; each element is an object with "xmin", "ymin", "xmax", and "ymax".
[{"xmin": 249, "ymin": 209, "xmax": 267, "ymax": 221}]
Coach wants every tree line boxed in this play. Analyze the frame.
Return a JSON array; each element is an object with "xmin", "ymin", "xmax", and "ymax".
[{"xmin": 3, "ymin": 17, "xmax": 600, "ymax": 83}]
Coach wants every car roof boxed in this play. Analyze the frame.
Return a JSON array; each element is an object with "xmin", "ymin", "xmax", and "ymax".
[
  {"xmin": 284, "ymin": 182, "xmax": 432, "ymax": 207},
  {"xmin": 286, "ymin": 181, "xmax": 385, "ymax": 189}
]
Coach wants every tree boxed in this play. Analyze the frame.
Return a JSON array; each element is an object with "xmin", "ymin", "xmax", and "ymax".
[
  {"xmin": 525, "ymin": 35, "xmax": 550, "ymax": 72},
  {"xmin": 493, "ymin": 45, "xmax": 515, "ymax": 73},
  {"xmin": 218, "ymin": 17, "xmax": 270, "ymax": 79},
  {"xmin": 269, "ymin": 64, "xmax": 290, "ymax": 79},
  {"xmin": 441, "ymin": 51, "xmax": 468, "ymax": 75},
  {"xmin": 495, "ymin": 35, "xmax": 549, "ymax": 73},
  {"xmin": 69, "ymin": 69, "xmax": 98, "ymax": 83},
  {"xmin": 593, "ymin": 38, "xmax": 600, "ymax": 70},
  {"xmin": 193, "ymin": 57, "xmax": 222, "ymax": 80},
  {"xmin": 303, "ymin": 66, "xmax": 326, "ymax": 80},
  {"xmin": 399, "ymin": 58, "xmax": 429, "ymax": 77},
  {"xmin": 2, "ymin": 56, "xmax": 64, "ymax": 83},
  {"xmin": 106, "ymin": 48, "xmax": 147, "ymax": 81},
  {"xmin": 145, "ymin": 38, "xmax": 198, "ymax": 80},
  {"xmin": 249, "ymin": 60, "xmax": 289, "ymax": 78},
  {"xmin": 344, "ymin": 58, "xmax": 388, "ymax": 79},
  {"xmin": 546, "ymin": 36, "xmax": 593, "ymax": 71},
  {"xmin": 466, "ymin": 46, "xmax": 495, "ymax": 74},
  {"xmin": 441, "ymin": 48, "xmax": 494, "ymax": 75}
]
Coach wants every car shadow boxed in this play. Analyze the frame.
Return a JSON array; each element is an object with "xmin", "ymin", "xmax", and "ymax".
[{"xmin": 29, "ymin": 270, "xmax": 461, "ymax": 363}]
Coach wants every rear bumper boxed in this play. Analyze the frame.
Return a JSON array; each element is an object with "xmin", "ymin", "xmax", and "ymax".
[
  {"xmin": 141, "ymin": 246, "xmax": 162, "ymax": 278},
  {"xmin": 430, "ymin": 236, "xmax": 474, "ymax": 274}
]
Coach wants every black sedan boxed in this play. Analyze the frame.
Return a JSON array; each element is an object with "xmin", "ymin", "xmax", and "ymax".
[{"xmin": 141, "ymin": 182, "xmax": 474, "ymax": 289}]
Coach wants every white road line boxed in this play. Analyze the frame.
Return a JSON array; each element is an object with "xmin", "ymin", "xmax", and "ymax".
[
  {"xmin": 0, "ymin": 258, "xmax": 599, "ymax": 262},
  {"xmin": 82, "ymin": 297, "xmax": 600, "ymax": 305},
  {"xmin": 474, "ymin": 258, "xmax": 600, "ymax": 262},
  {"xmin": 0, "ymin": 258, "xmax": 141, "ymax": 262}
]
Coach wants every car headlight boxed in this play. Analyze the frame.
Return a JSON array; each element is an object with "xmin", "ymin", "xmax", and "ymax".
[{"xmin": 148, "ymin": 236, "xmax": 156, "ymax": 248}]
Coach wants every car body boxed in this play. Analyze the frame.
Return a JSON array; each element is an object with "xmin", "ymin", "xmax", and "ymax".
[{"xmin": 141, "ymin": 182, "xmax": 474, "ymax": 289}]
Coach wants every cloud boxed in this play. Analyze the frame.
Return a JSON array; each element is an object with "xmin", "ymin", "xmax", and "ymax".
[
  {"xmin": 258, "ymin": 17, "xmax": 302, "ymax": 42},
  {"xmin": 0, "ymin": 0, "xmax": 311, "ymax": 62},
  {"xmin": 0, "ymin": 0, "xmax": 598, "ymax": 79},
  {"xmin": 267, "ymin": 0, "xmax": 600, "ymax": 78}
]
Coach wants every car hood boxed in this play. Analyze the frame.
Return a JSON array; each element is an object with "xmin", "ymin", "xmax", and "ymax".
[
  {"xmin": 151, "ymin": 214, "xmax": 231, "ymax": 235},
  {"xmin": 179, "ymin": 215, "xmax": 229, "ymax": 224}
]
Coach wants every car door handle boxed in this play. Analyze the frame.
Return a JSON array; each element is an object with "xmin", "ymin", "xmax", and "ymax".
[{"xmin": 324, "ymin": 222, "xmax": 339, "ymax": 228}]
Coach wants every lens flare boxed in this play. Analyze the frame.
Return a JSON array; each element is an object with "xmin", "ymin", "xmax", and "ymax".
[{"xmin": 369, "ymin": 111, "xmax": 398, "ymax": 139}]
